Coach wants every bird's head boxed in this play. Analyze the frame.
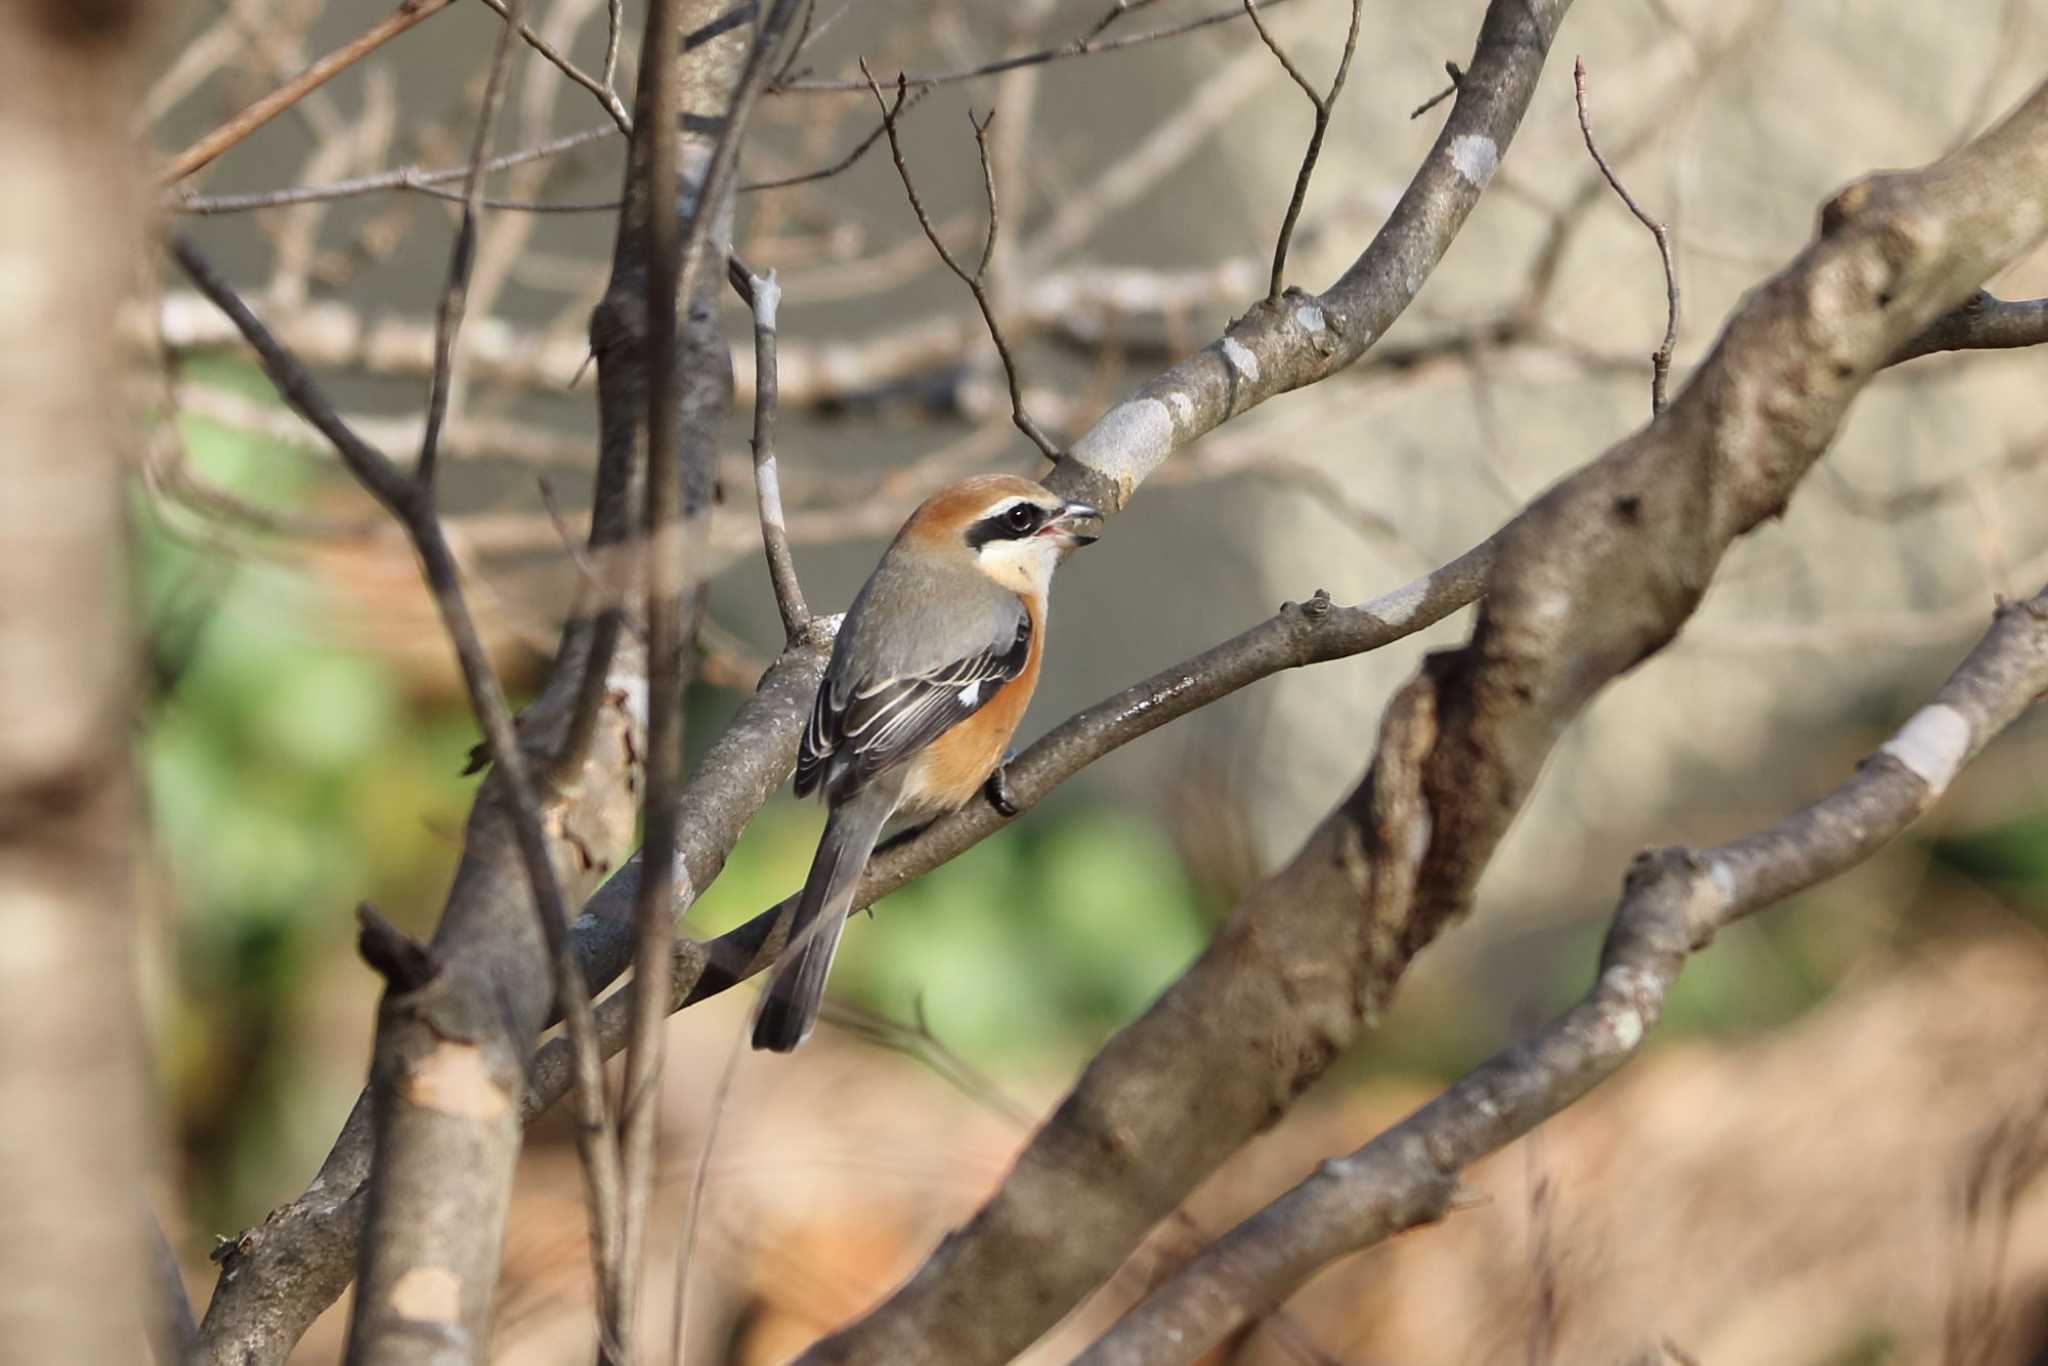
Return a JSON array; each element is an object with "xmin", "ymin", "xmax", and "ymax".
[{"xmin": 901, "ymin": 473, "xmax": 1100, "ymax": 595}]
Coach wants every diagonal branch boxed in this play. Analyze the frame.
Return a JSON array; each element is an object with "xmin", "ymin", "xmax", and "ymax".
[
  {"xmin": 170, "ymin": 230, "xmax": 631, "ymax": 1366},
  {"xmin": 160, "ymin": 0, "xmax": 456, "ymax": 184},
  {"xmin": 473, "ymin": 0, "xmax": 634, "ymax": 133},
  {"xmin": 1079, "ymin": 581, "xmax": 2048, "ymax": 1364}
]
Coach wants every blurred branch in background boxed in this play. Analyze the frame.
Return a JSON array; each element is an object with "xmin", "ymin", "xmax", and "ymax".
[{"xmin": 0, "ymin": 4, "xmax": 155, "ymax": 1362}]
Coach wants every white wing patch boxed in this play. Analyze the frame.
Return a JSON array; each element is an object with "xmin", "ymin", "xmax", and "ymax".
[{"xmin": 958, "ymin": 680, "xmax": 981, "ymax": 706}]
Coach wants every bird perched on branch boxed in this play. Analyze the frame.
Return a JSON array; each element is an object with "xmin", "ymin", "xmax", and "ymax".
[{"xmin": 752, "ymin": 473, "xmax": 1100, "ymax": 1052}]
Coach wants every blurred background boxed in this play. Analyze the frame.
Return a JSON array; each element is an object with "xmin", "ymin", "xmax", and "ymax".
[{"xmin": 143, "ymin": 0, "xmax": 2048, "ymax": 1360}]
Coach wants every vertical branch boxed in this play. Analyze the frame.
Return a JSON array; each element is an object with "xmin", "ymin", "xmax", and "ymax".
[
  {"xmin": 603, "ymin": 0, "xmax": 625, "ymax": 94},
  {"xmin": 1572, "ymin": 57, "xmax": 1680, "ymax": 414},
  {"xmin": 729, "ymin": 256, "xmax": 810, "ymax": 638},
  {"xmin": 1242, "ymin": 0, "xmax": 1362, "ymax": 301},
  {"xmin": 616, "ymin": 1, "xmax": 803, "ymax": 1355},
  {"xmin": 417, "ymin": 0, "xmax": 524, "ymax": 488},
  {"xmin": 0, "ymin": 10, "xmax": 153, "ymax": 1359}
]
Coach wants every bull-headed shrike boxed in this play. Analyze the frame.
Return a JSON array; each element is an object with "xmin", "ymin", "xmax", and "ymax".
[{"xmin": 752, "ymin": 473, "xmax": 1100, "ymax": 1052}]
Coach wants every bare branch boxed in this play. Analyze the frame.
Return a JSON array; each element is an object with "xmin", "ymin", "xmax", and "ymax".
[
  {"xmin": 1891, "ymin": 289, "xmax": 2048, "ymax": 363},
  {"xmin": 740, "ymin": 84, "xmax": 933, "ymax": 191},
  {"xmin": 1079, "ymin": 582, "xmax": 2048, "ymax": 1364},
  {"xmin": 1410, "ymin": 60, "xmax": 1464, "ymax": 120},
  {"xmin": 615, "ymin": 0, "xmax": 805, "ymax": 1351},
  {"xmin": 1078, "ymin": 0, "xmax": 1173, "ymax": 47},
  {"xmin": 862, "ymin": 65, "xmax": 1060, "ymax": 457},
  {"xmin": 729, "ymin": 256, "xmax": 810, "ymax": 637},
  {"xmin": 167, "ymin": 125, "xmax": 619, "ymax": 214},
  {"xmin": 604, "ymin": 0, "xmax": 625, "ymax": 95},
  {"xmin": 1241, "ymin": 0, "xmax": 1362, "ymax": 300},
  {"xmin": 160, "ymin": 0, "xmax": 456, "ymax": 184},
  {"xmin": 474, "ymin": 0, "xmax": 634, "ymax": 133},
  {"xmin": 417, "ymin": 0, "xmax": 526, "ymax": 490},
  {"xmin": 1572, "ymin": 56, "xmax": 1679, "ymax": 413},
  {"xmin": 777, "ymin": 0, "xmax": 1299, "ymax": 93}
]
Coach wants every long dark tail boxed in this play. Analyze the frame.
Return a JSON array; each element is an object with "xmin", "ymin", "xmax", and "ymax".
[{"xmin": 751, "ymin": 788, "xmax": 894, "ymax": 1052}]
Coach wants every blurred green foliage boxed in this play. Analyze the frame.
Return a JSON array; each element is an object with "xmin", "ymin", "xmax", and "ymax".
[{"xmin": 1930, "ymin": 811, "xmax": 2048, "ymax": 910}]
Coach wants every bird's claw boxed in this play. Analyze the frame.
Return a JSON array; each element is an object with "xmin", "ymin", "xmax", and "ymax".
[{"xmin": 984, "ymin": 762, "xmax": 1019, "ymax": 818}]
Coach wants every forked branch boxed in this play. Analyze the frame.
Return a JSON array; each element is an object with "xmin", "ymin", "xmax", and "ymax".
[
  {"xmin": 1243, "ymin": 0, "xmax": 1363, "ymax": 300},
  {"xmin": 862, "ymin": 64, "xmax": 1061, "ymax": 458}
]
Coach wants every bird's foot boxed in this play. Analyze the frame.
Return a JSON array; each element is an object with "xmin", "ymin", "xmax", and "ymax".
[{"xmin": 983, "ymin": 759, "xmax": 1019, "ymax": 818}]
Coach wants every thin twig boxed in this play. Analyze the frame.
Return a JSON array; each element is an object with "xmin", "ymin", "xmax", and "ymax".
[
  {"xmin": 1243, "ymin": 0, "xmax": 1363, "ymax": 301},
  {"xmin": 741, "ymin": 82, "xmax": 934, "ymax": 191},
  {"xmin": 1410, "ymin": 60, "xmax": 1464, "ymax": 120},
  {"xmin": 603, "ymin": 0, "xmax": 625, "ymax": 98},
  {"xmin": 729, "ymin": 256, "xmax": 810, "ymax": 637},
  {"xmin": 1079, "ymin": 0, "xmax": 1172, "ymax": 47},
  {"xmin": 1572, "ymin": 56, "xmax": 1679, "ymax": 414},
  {"xmin": 166, "ymin": 124, "xmax": 620, "ymax": 214},
  {"xmin": 474, "ymin": 0, "xmax": 634, "ymax": 133},
  {"xmin": 169, "ymin": 231, "xmax": 629, "ymax": 1361},
  {"xmin": 862, "ymin": 66, "xmax": 1061, "ymax": 458},
  {"xmin": 777, "ymin": 0, "xmax": 1298, "ymax": 93},
  {"xmin": 159, "ymin": 0, "xmax": 456, "ymax": 184},
  {"xmin": 417, "ymin": 0, "xmax": 526, "ymax": 490}
]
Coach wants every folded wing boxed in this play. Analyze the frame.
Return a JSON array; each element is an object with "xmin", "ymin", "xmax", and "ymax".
[{"xmin": 796, "ymin": 612, "xmax": 1031, "ymax": 802}]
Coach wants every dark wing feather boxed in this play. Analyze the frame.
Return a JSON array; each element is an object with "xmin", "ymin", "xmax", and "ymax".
[{"xmin": 795, "ymin": 613, "xmax": 1031, "ymax": 801}]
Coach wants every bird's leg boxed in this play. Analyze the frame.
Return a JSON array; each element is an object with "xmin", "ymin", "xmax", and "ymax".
[{"xmin": 983, "ymin": 752, "xmax": 1019, "ymax": 818}]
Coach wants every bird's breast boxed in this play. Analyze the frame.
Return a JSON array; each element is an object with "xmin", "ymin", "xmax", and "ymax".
[{"xmin": 898, "ymin": 593, "xmax": 1044, "ymax": 815}]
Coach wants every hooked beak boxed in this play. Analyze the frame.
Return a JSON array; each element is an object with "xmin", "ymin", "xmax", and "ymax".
[{"xmin": 1036, "ymin": 499, "xmax": 1101, "ymax": 548}]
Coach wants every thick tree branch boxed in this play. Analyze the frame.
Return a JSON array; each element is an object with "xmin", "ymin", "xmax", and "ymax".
[
  {"xmin": 1043, "ymin": 0, "xmax": 1576, "ymax": 518},
  {"xmin": 1080, "ymin": 581, "xmax": 2048, "ymax": 1364},
  {"xmin": 797, "ymin": 63, "xmax": 2048, "ymax": 1366}
]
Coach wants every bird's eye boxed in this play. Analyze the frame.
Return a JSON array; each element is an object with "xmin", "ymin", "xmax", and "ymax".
[{"xmin": 1004, "ymin": 504, "xmax": 1039, "ymax": 533}]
